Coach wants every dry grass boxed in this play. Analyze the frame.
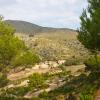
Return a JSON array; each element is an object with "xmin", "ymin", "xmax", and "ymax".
[{"xmin": 14, "ymin": 31, "xmax": 89, "ymax": 61}]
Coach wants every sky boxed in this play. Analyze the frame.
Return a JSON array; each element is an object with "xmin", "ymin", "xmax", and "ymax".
[{"xmin": 0, "ymin": 0, "xmax": 88, "ymax": 29}]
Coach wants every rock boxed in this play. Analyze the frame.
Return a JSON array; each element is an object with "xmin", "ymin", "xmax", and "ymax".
[{"xmin": 58, "ymin": 60, "xmax": 66, "ymax": 65}]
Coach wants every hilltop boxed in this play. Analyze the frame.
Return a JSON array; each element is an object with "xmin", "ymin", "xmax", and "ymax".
[{"xmin": 5, "ymin": 20, "xmax": 75, "ymax": 35}]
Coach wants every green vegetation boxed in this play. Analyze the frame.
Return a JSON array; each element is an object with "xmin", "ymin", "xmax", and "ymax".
[
  {"xmin": 0, "ymin": 0, "xmax": 100, "ymax": 99},
  {"xmin": 39, "ymin": 91, "xmax": 50, "ymax": 100},
  {"xmin": 0, "ymin": 16, "xmax": 40, "ymax": 89},
  {"xmin": 11, "ymin": 51, "xmax": 40, "ymax": 67},
  {"xmin": 78, "ymin": 0, "xmax": 100, "ymax": 89},
  {"xmin": 7, "ymin": 19, "xmax": 89, "ymax": 61},
  {"xmin": 0, "ymin": 16, "xmax": 15, "ymax": 35},
  {"xmin": 78, "ymin": 0, "xmax": 100, "ymax": 50},
  {"xmin": 63, "ymin": 57, "xmax": 82, "ymax": 66},
  {"xmin": 80, "ymin": 85, "xmax": 95, "ymax": 100},
  {"xmin": 46, "ymin": 0, "xmax": 100, "ymax": 99},
  {"xmin": 0, "ymin": 35, "xmax": 26, "ymax": 67},
  {"xmin": 77, "ymin": 4, "xmax": 100, "ymax": 99},
  {"xmin": 28, "ymin": 73, "xmax": 47, "ymax": 89},
  {"xmin": 78, "ymin": 0, "xmax": 100, "ymax": 65},
  {"xmin": 0, "ymin": 16, "xmax": 40, "ymax": 70},
  {"xmin": 23, "ymin": 0, "xmax": 100, "ymax": 99},
  {"xmin": 0, "ymin": 72, "xmax": 8, "ymax": 88},
  {"xmin": 85, "ymin": 56, "xmax": 100, "ymax": 71},
  {"xmin": 1, "ymin": 86, "xmax": 30, "ymax": 97}
]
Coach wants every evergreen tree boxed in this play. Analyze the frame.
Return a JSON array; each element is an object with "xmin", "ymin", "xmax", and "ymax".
[
  {"xmin": 78, "ymin": 0, "xmax": 100, "ymax": 66},
  {"xmin": 0, "ymin": 16, "xmax": 26, "ymax": 67}
]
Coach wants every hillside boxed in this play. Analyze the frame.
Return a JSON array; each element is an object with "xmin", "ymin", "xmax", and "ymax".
[
  {"xmin": 5, "ymin": 20, "xmax": 75, "ymax": 34},
  {"xmin": 5, "ymin": 20, "xmax": 89, "ymax": 61},
  {"xmin": 0, "ymin": 0, "xmax": 100, "ymax": 99}
]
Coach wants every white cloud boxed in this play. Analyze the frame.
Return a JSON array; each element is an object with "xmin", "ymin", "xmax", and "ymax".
[{"xmin": 0, "ymin": 0, "xmax": 87, "ymax": 29}]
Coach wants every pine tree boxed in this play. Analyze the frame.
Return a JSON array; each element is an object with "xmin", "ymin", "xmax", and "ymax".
[{"xmin": 78, "ymin": 0, "xmax": 100, "ymax": 67}]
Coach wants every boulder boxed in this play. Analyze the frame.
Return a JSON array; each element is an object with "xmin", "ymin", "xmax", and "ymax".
[{"xmin": 58, "ymin": 60, "xmax": 66, "ymax": 65}]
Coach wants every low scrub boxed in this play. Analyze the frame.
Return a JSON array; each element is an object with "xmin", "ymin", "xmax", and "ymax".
[
  {"xmin": 0, "ymin": 72, "xmax": 9, "ymax": 88},
  {"xmin": 80, "ymin": 85, "xmax": 95, "ymax": 100},
  {"xmin": 11, "ymin": 51, "xmax": 40, "ymax": 67},
  {"xmin": 28, "ymin": 73, "xmax": 47, "ymax": 89},
  {"xmin": 1, "ymin": 86, "xmax": 30, "ymax": 97},
  {"xmin": 64, "ymin": 58, "xmax": 81, "ymax": 66},
  {"xmin": 84, "ymin": 56, "xmax": 100, "ymax": 71}
]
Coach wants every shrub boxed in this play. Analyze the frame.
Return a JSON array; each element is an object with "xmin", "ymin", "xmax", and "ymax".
[
  {"xmin": 28, "ymin": 73, "xmax": 46, "ymax": 89},
  {"xmin": 0, "ymin": 17, "xmax": 26, "ymax": 67},
  {"xmin": 0, "ymin": 35, "xmax": 26, "ymax": 66},
  {"xmin": 80, "ymin": 94, "xmax": 94, "ymax": 100},
  {"xmin": 64, "ymin": 58, "xmax": 81, "ymax": 66},
  {"xmin": 0, "ymin": 72, "xmax": 9, "ymax": 88},
  {"xmin": 84, "ymin": 56, "xmax": 100, "ymax": 71},
  {"xmin": 11, "ymin": 51, "xmax": 40, "ymax": 67},
  {"xmin": 80, "ymin": 85, "xmax": 95, "ymax": 100},
  {"xmin": 3, "ymin": 86, "xmax": 30, "ymax": 96},
  {"xmin": 0, "ymin": 16, "xmax": 15, "ymax": 35},
  {"xmin": 39, "ymin": 91, "xmax": 50, "ymax": 99}
]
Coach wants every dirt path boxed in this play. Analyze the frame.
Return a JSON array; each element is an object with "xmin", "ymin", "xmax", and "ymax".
[
  {"xmin": 24, "ymin": 80, "xmax": 66, "ymax": 98},
  {"xmin": 2, "ymin": 64, "xmax": 86, "ymax": 99},
  {"xmin": 24, "ymin": 65, "xmax": 85, "ymax": 98},
  {"xmin": 7, "ymin": 68, "xmax": 50, "ymax": 81},
  {"xmin": 7, "ymin": 65, "xmax": 85, "ymax": 81}
]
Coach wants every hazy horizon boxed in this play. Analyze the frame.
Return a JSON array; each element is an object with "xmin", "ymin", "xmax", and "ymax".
[{"xmin": 0, "ymin": 0, "xmax": 87, "ymax": 29}]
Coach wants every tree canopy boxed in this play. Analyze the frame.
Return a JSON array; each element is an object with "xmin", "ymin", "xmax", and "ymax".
[
  {"xmin": 78, "ymin": 0, "xmax": 100, "ymax": 52},
  {"xmin": 0, "ymin": 16, "xmax": 40, "ymax": 68},
  {"xmin": 0, "ymin": 16, "xmax": 15, "ymax": 35}
]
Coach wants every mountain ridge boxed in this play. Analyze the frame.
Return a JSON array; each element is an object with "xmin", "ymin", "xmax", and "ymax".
[{"xmin": 5, "ymin": 20, "xmax": 76, "ymax": 34}]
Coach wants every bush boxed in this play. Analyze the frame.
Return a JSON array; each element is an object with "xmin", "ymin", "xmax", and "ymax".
[
  {"xmin": 64, "ymin": 58, "xmax": 81, "ymax": 66},
  {"xmin": 0, "ymin": 16, "xmax": 15, "ymax": 35},
  {"xmin": 39, "ymin": 91, "xmax": 50, "ymax": 99},
  {"xmin": 0, "ymin": 35, "xmax": 26, "ymax": 66},
  {"xmin": 0, "ymin": 72, "xmax": 9, "ymax": 88},
  {"xmin": 0, "ymin": 17, "xmax": 26, "ymax": 67},
  {"xmin": 80, "ymin": 85, "xmax": 95, "ymax": 100},
  {"xmin": 2, "ymin": 86, "xmax": 30, "ymax": 96},
  {"xmin": 84, "ymin": 56, "xmax": 100, "ymax": 71},
  {"xmin": 80, "ymin": 94, "xmax": 94, "ymax": 100},
  {"xmin": 0, "ymin": 96, "xmax": 15, "ymax": 100},
  {"xmin": 11, "ymin": 51, "xmax": 40, "ymax": 67},
  {"xmin": 28, "ymin": 73, "xmax": 46, "ymax": 89}
]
